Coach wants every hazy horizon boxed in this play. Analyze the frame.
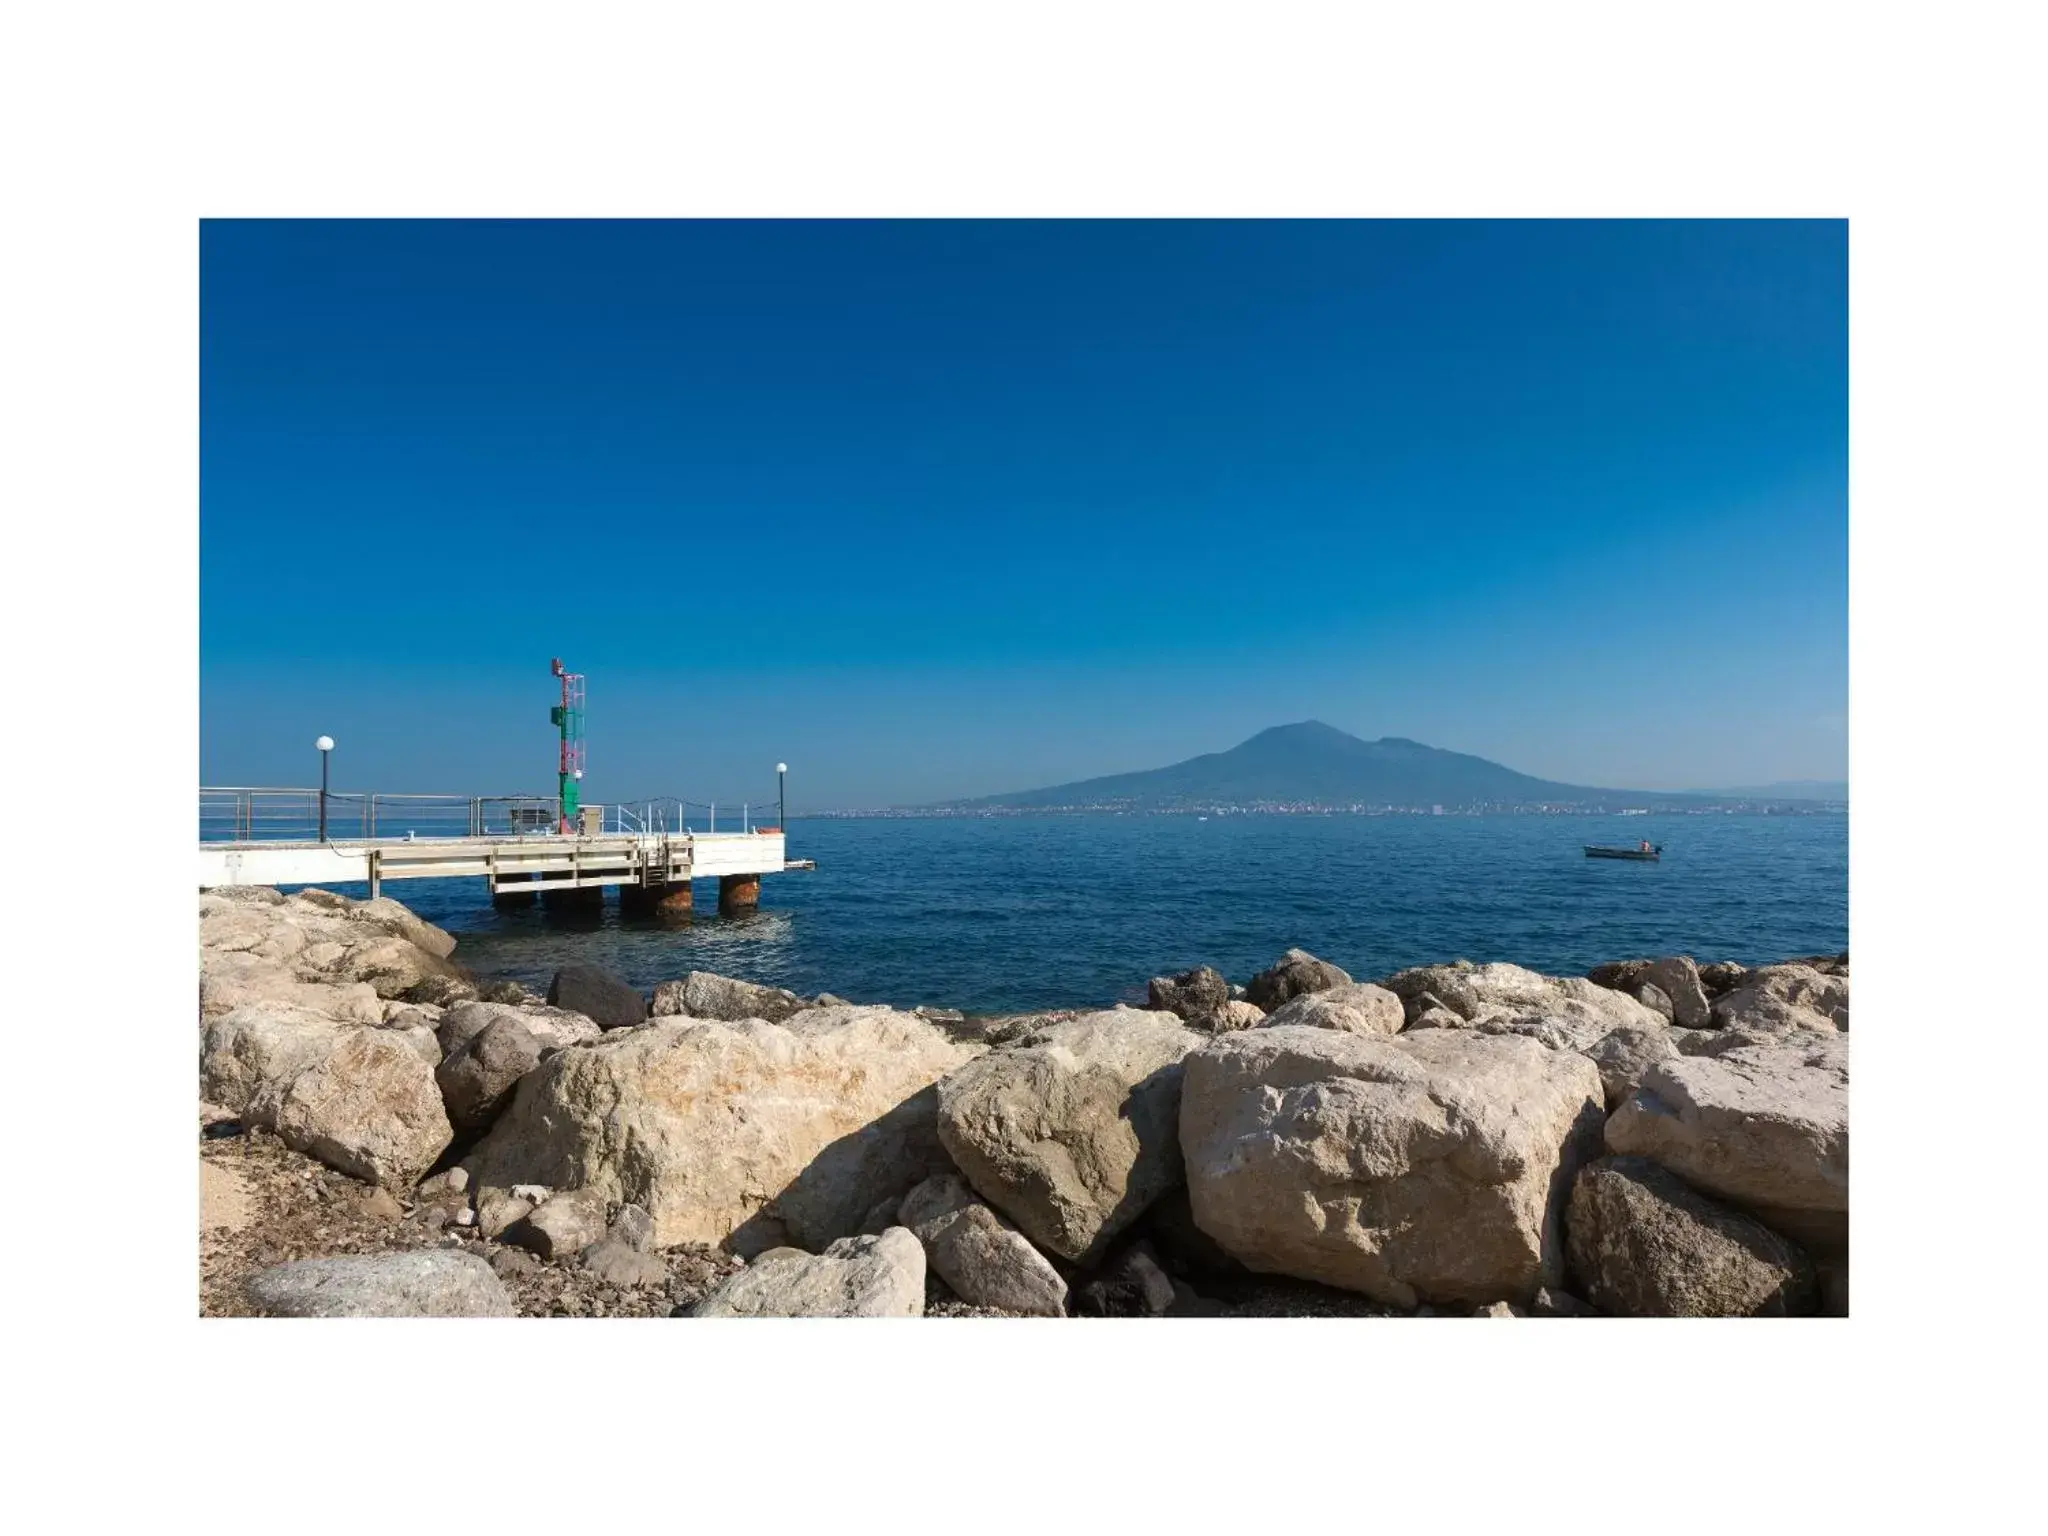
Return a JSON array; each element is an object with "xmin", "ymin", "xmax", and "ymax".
[{"xmin": 201, "ymin": 220, "xmax": 1847, "ymax": 809}]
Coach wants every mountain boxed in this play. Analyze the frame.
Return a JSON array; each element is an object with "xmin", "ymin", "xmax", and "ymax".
[
  {"xmin": 1696, "ymin": 780, "xmax": 1848, "ymax": 802},
  {"xmin": 950, "ymin": 721, "xmax": 1678, "ymax": 810}
]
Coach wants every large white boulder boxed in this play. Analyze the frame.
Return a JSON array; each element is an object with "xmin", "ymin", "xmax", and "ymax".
[
  {"xmin": 203, "ymin": 1002, "xmax": 453, "ymax": 1187},
  {"xmin": 651, "ymin": 971, "xmax": 807, "ymax": 1024},
  {"xmin": 1605, "ymin": 1033, "xmax": 1848, "ymax": 1217},
  {"xmin": 935, "ymin": 1009, "xmax": 1203, "ymax": 1265},
  {"xmin": 1259, "ymin": 982, "xmax": 1405, "ymax": 1037},
  {"xmin": 463, "ymin": 1007, "xmax": 981, "ymax": 1250},
  {"xmin": 244, "ymin": 1026, "xmax": 454, "ymax": 1188},
  {"xmin": 899, "ymin": 1173, "xmax": 1068, "ymax": 1316},
  {"xmin": 1710, "ymin": 964, "xmax": 1847, "ymax": 1035},
  {"xmin": 244, "ymin": 1250, "xmax": 513, "ymax": 1317},
  {"xmin": 199, "ymin": 950, "xmax": 385, "ymax": 1025},
  {"xmin": 690, "ymin": 1229, "xmax": 926, "ymax": 1317},
  {"xmin": 198, "ymin": 889, "xmax": 465, "ymax": 1003},
  {"xmin": 1179, "ymin": 1025, "xmax": 1605, "ymax": 1307}
]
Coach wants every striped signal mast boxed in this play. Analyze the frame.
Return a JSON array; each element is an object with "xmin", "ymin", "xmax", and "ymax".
[{"xmin": 549, "ymin": 657, "xmax": 586, "ymax": 833}]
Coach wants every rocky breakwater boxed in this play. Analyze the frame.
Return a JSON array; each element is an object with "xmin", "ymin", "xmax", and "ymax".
[{"xmin": 200, "ymin": 886, "xmax": 1847, "ymax": 1319}]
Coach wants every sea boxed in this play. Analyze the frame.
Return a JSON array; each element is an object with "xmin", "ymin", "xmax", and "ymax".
[{"xmin": 310, "ymin": 811, "xmax": 1848, "ymax": 1014}]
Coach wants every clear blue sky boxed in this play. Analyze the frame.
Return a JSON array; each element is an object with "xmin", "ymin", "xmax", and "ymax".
[{"xmin": 201, "ymin": 220, "xmax": 1846, "ymax": 808}]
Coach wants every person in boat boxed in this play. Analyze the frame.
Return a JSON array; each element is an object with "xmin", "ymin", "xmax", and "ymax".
[{"xmin": 1639, "ymin": 839, "xmax": 1652, "ymax": 853}]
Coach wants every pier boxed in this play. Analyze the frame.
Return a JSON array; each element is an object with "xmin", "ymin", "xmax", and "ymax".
[{"xmin": 198, "ymin": 788, "xmax": 808, "ymax": 912}]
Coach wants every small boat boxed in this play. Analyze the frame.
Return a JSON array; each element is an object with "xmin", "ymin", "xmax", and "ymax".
[{"xmin": 1585, "ymin": 844, "xmax": 1662, "ymax": 861}]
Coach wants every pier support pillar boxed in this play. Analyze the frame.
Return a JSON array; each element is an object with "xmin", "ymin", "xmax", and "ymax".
[
  {"xmin": 718, "ymin": 873, "xmax": 761, "ymax": 916},
  {"xmin": 492, "ymin": 872, "xmax": 537, "ymax": 910},
  {"xmin": 543, "ymin": 882, "xmax": 604, "ymax": 912},
  {"xmin": 620, "ymin": 881, "xmax": 692, "ymax": 922}
]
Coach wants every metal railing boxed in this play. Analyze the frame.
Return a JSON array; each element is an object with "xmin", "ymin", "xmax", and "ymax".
[
  {"xmin": 200, "ymin": 788, "xmax": 560, "ymax": 843},
  {"xmin": 199, "ymin": 788, "xmax": 793, "ymax": 843}
]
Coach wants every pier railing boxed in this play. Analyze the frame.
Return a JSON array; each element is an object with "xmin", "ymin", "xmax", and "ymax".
[
  {"xmin": 199, "ymin": 788, "xmax": 560, "ymax": 843},
  {"xmin": 198, "ymin": 789, "xmax": 789, "ymax": 843}
]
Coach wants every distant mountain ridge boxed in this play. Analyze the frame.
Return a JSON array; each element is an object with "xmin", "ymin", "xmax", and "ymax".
[{"xmin": 947, "ymin": 721, "xmax": 1692, "ymax": 811}]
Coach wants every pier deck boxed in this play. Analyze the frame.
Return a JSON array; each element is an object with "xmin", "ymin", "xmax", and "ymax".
[
  {"xmin": 198, "ymin": 829, "xmax": 789, "ymax": 896},
  {"xmin": 198, "ymin": 788, "xmax": 801, "ymax": 903}
]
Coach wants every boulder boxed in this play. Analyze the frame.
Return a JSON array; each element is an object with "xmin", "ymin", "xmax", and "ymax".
[
  {"xmin": 351, "ymin": 896, "xmax": 458, "ymax": 959},
  {"xmin": 333, "ymin": 931, "xmax": 468, "ymax": 1000},
  {"xmin": 1634, "ymin": 983, "xmax": 1675, "ymax": 1022},
  {"xmin": 545, "ymin": 964, "xmax": 647, "ymax": 1030},
  {"xmin": 1409, "ymin": 1001, "xmax": 1465, "ymax": 1032},
  {"xmin": 1583, "ymin": 1024, "xmax": 1680, "ymax": 1110},
  {"xmin": 507, "ymin": 1187, "xmax": 610, "ymax": 1260},
  {"xmin": 1244, "ymin": 949, "xmax": 1352, "ymax": 1012},
  {"xmin": 1216, "ymin": 1000, "xmax": 1267, "ymax": 1031},
  {"xmin": 936, "ymin": 1009, "xmax": 1202, "ymax": 1264},
  {"xmin": 1147, "ymin": 966, "xmax": 1232, "ymax": 1029},
  {"xmin": 489, "ymin": 1247, "xmax": 541, "ymax": 1281},
  {"xmin": 381, "ymin": 1000, "xmax": 444, "ymax": 1033},
  {"xmin": 1713, "ymin": 989, "xmax": 1841, "ymax": 1036},
  {"xmin": 201, "ymin": 1003, "xmax": 355, "ymax": 1115},
  {"xmin": 899, "ymin": 1173, "xmax": 1068, "ymax": 1316},
  {"xmin": 1433, "ymin": 966, "xmax": 1669, "ymax": 1047},
  {"xmin": 439, "ymin": 1000, "xmax": 602, "ymax": 1057},
  {"xmin": 475, "ymin": 1190, "xmax": 535, "ymax": 1240},
  {"xmin": 1587, "ymin": 959, "xmax": 1652, "ymax": 994},
  {"xmin": 434, "ymin": 1015, "xmax": 543, "ymax": 1134},
  {"xmin": 401, "ymin": 973, "xmax": 478, "ymax": 1009},
  {"xmin": 1698, "ymin": 961, "xmax": 1748, "ymax": 997},
  {"xmin": 245, "ymin": 1026, "xmax": 454, "ymax": 1188},
  {"xmin": 199, "ymin": 951, "xmax": 385, "ymax": 1025},
  {"xmin": 1606, "ymin": 1034, "xmax": 1848, "ymax": 1217},
  {"xmin": 1711, "ymin": 964, "xmax": 1847, "ymax": 1035},
  {"xmin": 1640, "ymin": 957, "xmax": 1712, "ymax": 1029},
  {"xmin": 1179, "ymin": 1025, "xmax": 1605, "ymax": 1307},
  {"xmin": 1712, "ymin": 966, "xmax": 1843, "ymax": 1028},
  {"xmin": 650, "ymin": 970, "xmax": 806, "ymax": 1024},
  {"xmin": 200, "ymin": 904, "xmax": 310, "ymax": 963},
  {"xmin": 1076, "ymin": 1242, "xmax": 1180, "ymax": 1317},
  {"xmin": 690, "ymin": 1229, "xmax": 926, "ymax": 1317},
  {"xmin": 1567, "ymin": 1156, "xmax": 1816, "ymax": 1317},
  {"xmin": 581, "ymin": 1237, "xmax": 668, "ymax": 1288},
  {"xmin": 1383, "ymin": 965, "xmax": 1481, "ymax": 1022},
  {"xmin": 1260, "ymin": 982, "xmax": 1404, "ymax": 1037},
  {"xmin": 245, "ymin": 1250, "xmax": 514, "ymax": 1317},
  {"xmin": 382, "ymin": 1022, "xmax": 442, "ymax": 1065},
  {"xmin": 464, "ymin": 1007, "xmax": 980, "ymax": 1250}
]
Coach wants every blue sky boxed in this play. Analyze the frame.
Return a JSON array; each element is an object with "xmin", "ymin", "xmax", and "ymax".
[{"xmin": 201, "ymin": 220, "xmax": 1846, "ymax": 807}]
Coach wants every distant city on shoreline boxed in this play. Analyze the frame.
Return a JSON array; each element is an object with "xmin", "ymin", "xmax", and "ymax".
[
  {"xmin": 809, "ymin": 801, "xmax": 1846, "ymax": 820},
  {"xmin": 812, "ymin": 722, "xmax": 1846, "ymax": 819}
]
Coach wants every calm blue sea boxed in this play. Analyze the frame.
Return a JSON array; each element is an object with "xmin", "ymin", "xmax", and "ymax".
[{"xmin": 309, "ymin": 812, "xmax": 1848, "ymax": 1014}]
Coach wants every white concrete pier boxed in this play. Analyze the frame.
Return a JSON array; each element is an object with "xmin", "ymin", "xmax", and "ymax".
[{"xmin": 198, "ymin": 830, "xmax": 793, "ymax": 900}]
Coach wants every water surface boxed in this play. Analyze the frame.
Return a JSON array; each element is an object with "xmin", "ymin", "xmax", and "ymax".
[{"xmin": 306, "ymin": 812, "xmax": 1847, "ymax": 1013}]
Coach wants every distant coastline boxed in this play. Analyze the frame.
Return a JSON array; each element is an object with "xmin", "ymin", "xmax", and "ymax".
[
  {"xmin": 905, "ymin": 722, "xmax": 1845, "ymax": 820},
  {"xmin": 806, "ymin": 800, "xmax": 1848, "ymax": 820}
]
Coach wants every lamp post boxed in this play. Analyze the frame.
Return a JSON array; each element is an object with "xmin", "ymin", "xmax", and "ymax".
[
  {"xmin": 777, "ymin": 763, "xmax": 787, "ymax": 833},
  {"xmin": 315, "ymin": 735, "xmax": 335, "ymax": 841}
]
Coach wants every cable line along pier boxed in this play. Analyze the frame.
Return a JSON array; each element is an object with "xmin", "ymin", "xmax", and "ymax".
[{"xmin": 198, "ymin": 660, "xmax": 809, "ymax": 917}]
